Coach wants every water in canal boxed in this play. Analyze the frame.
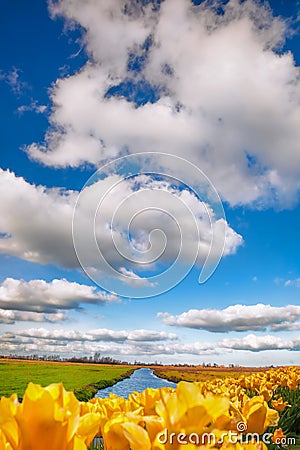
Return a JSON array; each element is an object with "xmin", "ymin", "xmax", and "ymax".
[{"xmin": 95, "ymin": 368, "xmax": 177, "ymax": 398}]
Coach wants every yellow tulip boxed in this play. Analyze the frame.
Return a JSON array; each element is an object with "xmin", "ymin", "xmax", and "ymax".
[
  {"xmin": 15, "ymin": 383, "xmax": 78, "ymax": 450},
  {"xmin": 259, "ymin": 387, "xmax": 273, "ymax": 403},
  {"xmin": 142, "ymin": 415, "xmax": 164, "ymax": 442},
  {"xmin": 129, "ymin": 387, "xmax": 163, "ymax": 416},
  {"xmin": 271, "ymin": 428, "xmax": 286, "ymax": 445},
  {"xmin": 0, "ymin": 428, "xmax": 14, "ymax": 450},
  {"xmin": 1, "ymin": 382, "xmax": 101, "ymax": 450},
  {"xmin": 158, "ymin": 381, "xmax": 230, "ymax": 431},
  {"xmin": 242, "ymin": 396, "xmax": 278, "ymax": 434},
  {"xmin": 103, "ymin": 413, "xmax": 151, "ymax": 450},
  {"xmin": 271, "ymin": 397, "xmax": 289, "ymax": 412},
  {"xmin": 0, "ymin": 394, "xmax": 19, "ymax": 449},
  {"xmin": 77, "ymin": 413, "xmax": 101, "ymax": 446}
]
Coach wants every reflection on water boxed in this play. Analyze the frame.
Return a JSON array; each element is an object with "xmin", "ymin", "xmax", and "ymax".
[{"xmin": 95, "ymin": 367, "xmax": 176, "ymax": 399}]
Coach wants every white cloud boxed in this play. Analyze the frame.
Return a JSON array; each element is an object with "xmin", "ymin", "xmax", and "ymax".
[
  {"xmin": 218, "ymin": 334, "xmax": 300, "ymax": 352},
  {"xmin": 0, "ymin": 327, "xmax": 181, "ymax": 357},
  {"xmin": 17, "ymin": 100, "xmax": 47, "ymax": 115},
  {"xmin": 0, "ymin": 339, "xmax": 218, "ymax": 358},
  {"xmin": 0, "ymin": 310, "xmax": 66, "ymax": 325},
  {"xmin": 0, "ymin": 169, "xmax": 77, "ymax": 267},
  {"xmin": 158, "ymin": 303, "xmax": 300, "ymax": 332},
  {"xmin": 1, "ymin": 327, "xmax": 299, "ymax": 357},
  {"xmin": 0, "ymin": 327, "xmax": 220, "ymax": 357},
  {"xmin": 49, "ymin": 0, "xmax": 153, "ymax": 78},
  {"xmin": 274, "ymin": 277, "xmax": 300, "ymax": 288},
  {"xmin": 0, "ymin": 278, "xmax": 118, "ymax": 313},
  {"xmin": 2, "ymin": 327, "xmax": 177, "ymax": 343},
  {"xmin": 119, "ymin": 267, "xmax": 157, "ymax": 287},
  {"xmin": 0, "ymin": 170, "xmax": 242, "ymax": 282},
  {"xmin": 26, "ymin": 0, "xmax": 300, "ymax": 207},
  {"xmin": 284, "ymin": 278, "xmax": 300, "ymax": 287},
  {"xmin": 271, "ymin": 322, "xmax": 300, "ymax": 332},
  {"xmin": 0, "ymin": 67, "xmax": 26, "ymax": 95}
]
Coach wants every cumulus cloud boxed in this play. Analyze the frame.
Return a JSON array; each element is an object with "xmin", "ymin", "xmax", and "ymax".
[
  {"xmin": 0, "ymin": 339, "xmax": 218, "ymax": 357},
  {"xmin": 25, "ymin": 0, "xmax": 300, "ymax": 207},
  {"xmin": 0, "ymin": 169, "xmax": 241, "ymax": 281},
  {"xmin": 0, "ymin": 327, "xmax": 182, "ymax": 357},
  {"xmin": 0, "ymin": 327, "xmax": 220, "ymax": 357},
  {"xmin": 218, "ymin": 334, "xmax": 300, "ymax": 352},
  {"xmin": 0, "ymin": 278, "xmax": 118, "ymax": 314},
  {"xmin": 2, "ymin": 327, "xmax": 177, "ymax": 343},
  {"xmin": 1, "ymin": 327, "xmax": 298, "ymax": 357},
  {"xmin": 0, "ymin": 310, "xmax": 66, "ymax": 325},
  {"xmin": 158, "ymin": 304, "xmax": 300, "ymax": 332},
  {"xmin": 0, "ymin": 169, "xmax": 77, "ymax": 266}
]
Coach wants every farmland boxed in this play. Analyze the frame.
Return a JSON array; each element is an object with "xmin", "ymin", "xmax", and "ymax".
[
  {"xmin": 153, "ymin": 364, "xmax": 270, "ymax": 383},
  {"xmin": 0, "ymin": 362, "xmax": 299, "ymax": 449},
  {"xmin": 0, "ymin": 359, "xmax": 134, "ymax": 400}
]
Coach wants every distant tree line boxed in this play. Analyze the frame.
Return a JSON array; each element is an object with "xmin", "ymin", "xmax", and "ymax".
[
  {"xmin": 0, "ymin": 353, "xmax": 165, "ymax": 365},
  {"xmin": 0, "ymin": 353, "xmax": 130, "ymax": 365},
  {"xmin": 0, "ymin": 354, "xmax": 250, "ymax": 368}
]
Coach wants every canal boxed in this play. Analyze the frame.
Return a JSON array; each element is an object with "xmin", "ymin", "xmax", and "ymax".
[{"xmin": 95, "ymin": 367, "xmax": 176, "ymax": 398}]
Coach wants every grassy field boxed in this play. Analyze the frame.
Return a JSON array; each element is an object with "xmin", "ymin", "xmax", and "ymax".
[{"xmin": 0, "ymin": 359, "xmax": 135, "ymax": 401}]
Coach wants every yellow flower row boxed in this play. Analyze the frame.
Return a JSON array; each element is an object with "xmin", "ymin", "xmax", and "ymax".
[{"xmin": 0, "ymin": 366, "xmax": 298, "ymax": 450}]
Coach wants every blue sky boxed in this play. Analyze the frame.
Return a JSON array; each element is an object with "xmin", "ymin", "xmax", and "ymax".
[{"xmin": 0, "ymin": 0, "xmax": 300, "ymax": 365}]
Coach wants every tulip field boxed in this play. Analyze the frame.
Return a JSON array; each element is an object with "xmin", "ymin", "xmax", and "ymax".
[
  {"xmin": 0, "ymin": 365, "xmax": 299, "ymax": 449},
  {"xmin": 153, "ymin": 365, "xmax": 266, "ymax": 384}
]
